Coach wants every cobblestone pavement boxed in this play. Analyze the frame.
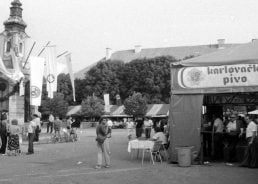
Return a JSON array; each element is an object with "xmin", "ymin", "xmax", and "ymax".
[{"xmin": 0, "ymin": 128, "xmax": 257, "ymax": 184}]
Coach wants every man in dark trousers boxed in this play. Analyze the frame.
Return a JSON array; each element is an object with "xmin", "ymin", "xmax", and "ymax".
[
  {"xmin": 0, "ymin": 112, "xmax": 8, "ymax": 155},
  {"xmin": 27, "ymin": 114, "xmax": 37, "ymax": 155}
]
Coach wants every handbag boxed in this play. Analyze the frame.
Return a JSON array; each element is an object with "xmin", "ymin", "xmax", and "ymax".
[{"xmin": 96, "ymin": 134, "xmax": 106, "ymax": 144}]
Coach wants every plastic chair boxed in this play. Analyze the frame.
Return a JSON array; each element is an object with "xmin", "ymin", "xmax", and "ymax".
[{"xmin": 141, "ymin": 141, "xmax": 164, "ymax": 166}]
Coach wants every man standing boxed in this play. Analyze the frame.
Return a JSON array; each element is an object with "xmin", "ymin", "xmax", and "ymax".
[
  {"xmin": 54, "ymin": 116, "xmax": 62, "ymax": 140},
  {"xmin": 241, "ymin": 115, "xmax": 258, "ymax": 167},
  {"xmin": 95, "ymin": 118, "xmax": 110, "ymax": 169},
  {"xmin": 144, "ymin": 117, "xmax": 153, "ymax": 139},
  {"xmin": 0, "ymin": 112, "xmax": 8, "ymax": 155},
  {"xmin": 47, "ymin": 114, "xmax": 54, "ymax": 133},
  {"xmin": 27, "ymin": 114, "xmax": 37, "ymax": 155},
  {"xmin": 224, "ymin": 114, "xmax": 243, "ymax": 165},
  {"xmin": 212, "ymin": 115, "xmax": 224, "ymax": 160}
]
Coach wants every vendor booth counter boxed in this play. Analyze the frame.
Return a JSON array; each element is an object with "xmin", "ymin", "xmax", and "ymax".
[{"xmin": 169, "ymin": 40, "xmax": 258, "ymax": 163}]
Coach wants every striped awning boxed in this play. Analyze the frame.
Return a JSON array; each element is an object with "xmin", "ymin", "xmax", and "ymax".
[
  {"xmin": 66, "ymin": 105, "xmax": 81, "ymax": 116},
  {"xmin": 146, "ymin": 104, "xmax": 169, "ymax": 117},
  {"xmin": 67, "ymin": 104, "xmax": 169, "ymax": 117}
]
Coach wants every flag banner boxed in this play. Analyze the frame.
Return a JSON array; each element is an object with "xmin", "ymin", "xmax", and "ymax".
[
  {"xmin": 65, "ymin": 53, "xmax": 76, "ymax": 101},
  {"xmin": 19, "ymin": 79, "xmax": 25, "ymax": 96},
  {"xmin": 30, "ymin": 56, "xmax": 45, "ymax": 106},
  {"xmin": 57, "ymin": 61, "xmax": 66, "ymax": 76},
  {"xmin": 104, "ymin": 93, "xmax": 110, "ymax": 113},
  {"xmin": 45, "ymin": 46, "xmax": 57, "ymax": 98}
]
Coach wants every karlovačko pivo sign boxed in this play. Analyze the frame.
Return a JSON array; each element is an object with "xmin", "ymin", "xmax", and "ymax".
[{"xmin": 177, "ymin": 64, "xmax": 258, "ymax": 89}]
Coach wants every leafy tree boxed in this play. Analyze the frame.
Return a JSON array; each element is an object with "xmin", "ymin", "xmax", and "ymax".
[
  {"xmin": 74, "ymin": 78, "xmax": 87, "ymax": 103},
  {"xmin": 120, "ymin": 56, "xmax": 176, "ymax": 103},
  {"xmin": 124, "ymin": 92, "xmax": 147, "ymax": 117},
  {"xmin": 39, "ymin": 92, "xmax": 68, "ymax": 118},
  {"xmin": 57, "ymin": 73, "xmax": 74, "ymax": 104},
  {"xmin": 77, "ymin": 60, "xmax": 124, "ymax": 104},
  {"xmin": 80, "ymin": 95, "xmax": 104, "ymax": 118}
]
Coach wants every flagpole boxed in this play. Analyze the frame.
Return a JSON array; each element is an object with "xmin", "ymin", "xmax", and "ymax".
[
  {"xmin": 38, "ymin": 41, "xmax": 51, "ymax": 56},
  {"xmin": 23, "ymin": 41, "xmax": 36, "ymax": 69},
  {"xmin": 57, "ymin": 51, "xmax": 68, "ymax": 58}
]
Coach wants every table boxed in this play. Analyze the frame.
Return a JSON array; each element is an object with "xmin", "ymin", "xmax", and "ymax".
[{"xmin": 128, "ymin": 139, "xmax": 155, "ymax": 165}]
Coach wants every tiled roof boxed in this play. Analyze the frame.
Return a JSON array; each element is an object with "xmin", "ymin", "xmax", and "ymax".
[
  {"xmin": 174, "ymin": 40, "xmax": 258, "ymax": 66},
  {"xmin": 75, "ymin": 43, "xmax": 241, "ymax": 79},
  {"xmin": 110, "ymin": 44, "xmax": 240, "ymax": 63}
]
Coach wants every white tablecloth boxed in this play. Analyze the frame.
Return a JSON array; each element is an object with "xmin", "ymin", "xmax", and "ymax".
[{"xmin": 128, "ymin": 139, "xmax": 154, "ymax": 153}]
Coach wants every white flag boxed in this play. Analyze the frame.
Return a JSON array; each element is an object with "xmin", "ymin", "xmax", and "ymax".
[
  {"xmin": 104, "ymin": 93, "xmax": 110, "ymax": 113},
  {"xmin": 30, "ymin": 56, "xmax": 45, "ymax": 106},
  {"xmin": 65, "ymin": 53, "xmax": 75, "ymax": 101},
  {"xmin": 57, "ymin": 61, "xmax": 66, "ymax": 76},
  {"xmin": 45, "ymin": 47, "xmax": 57, "ymax": 98}
]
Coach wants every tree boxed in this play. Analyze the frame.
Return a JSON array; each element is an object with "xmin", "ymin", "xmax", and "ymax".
[
  {"xmin": 75, "ymin": 60, "xmax": 124, "ymax": 104},
  {"xmin": 124, "ymin": 92, "xmax": 147, "ymax": 117},
  {"xmin": 39, "ymin": 92, "xmax": 69, "ymax": 119},
  {"xmin": 80, "ymin": 96, "xmax": 104, "ymax": 118},
  {"xmin": 57, "ymin": 73, "xmax": 74, "ymax": 104},
  {"xmin": 120, "ymin": 56, "xmax": 176, "ymax": 103}
]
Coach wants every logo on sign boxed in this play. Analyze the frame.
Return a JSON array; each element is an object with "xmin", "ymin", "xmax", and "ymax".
[
  {"xmin": 47, "ymin": 74, "xmax": 55, "ymax": 83},
  {"xmin": 31, "ymin": 86, "xmax": 41, "ymax": 98},
  {"xmin": 186, "ymin": 68, "xmax": 204, "ymax": 86}
]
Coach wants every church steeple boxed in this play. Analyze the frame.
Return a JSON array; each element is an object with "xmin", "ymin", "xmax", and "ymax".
[{"xmin": 3, "ymin": 0, "xmax": 27, "ymax": 32}]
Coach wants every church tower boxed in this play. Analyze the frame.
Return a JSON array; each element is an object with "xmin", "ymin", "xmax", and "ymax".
[{"xmin": 0, "ymin": 0, "xmax": 29, "ymax": 124}]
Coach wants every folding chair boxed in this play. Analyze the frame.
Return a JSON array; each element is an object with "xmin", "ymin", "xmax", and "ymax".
[
  {"xmin": 157, "ymin": 141, "xmax": 169, "ymax": 162},
  {"xmin": 141, "ymin": 141, "xmax": 163, "ymax": 166}
]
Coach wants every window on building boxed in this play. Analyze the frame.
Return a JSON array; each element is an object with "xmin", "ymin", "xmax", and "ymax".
[
  {"xmin": 5, "ymin": 40, "xmax": 11, "ymax": 53},
  {"xmin": 19, "ymin": 42, "xmax": 23, "ymax": 54}
]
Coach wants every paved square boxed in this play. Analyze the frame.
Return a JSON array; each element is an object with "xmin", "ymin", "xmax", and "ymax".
[{"xmin": 0, "ymin": 129, "xmax": 257, "ymax": 184}]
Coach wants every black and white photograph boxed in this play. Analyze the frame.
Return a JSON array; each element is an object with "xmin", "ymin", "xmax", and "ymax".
[{"xmin": 0, "ymin": 0, "xmax": 258, "ymax": 183}]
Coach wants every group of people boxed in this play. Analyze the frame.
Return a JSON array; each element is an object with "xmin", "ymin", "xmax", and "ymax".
[
  {"xmin": 0, "ymin": 112, "xmax": 21, "ymax": 155},
  {"xmin": 0, "ymin": 112, "xmax": 41, "ymax": 156},
  {"xmin": 46, "ymin": 114, "xmax": 77, "ymax": 142},
  {"xmin": 130, "ymin": 117, "xmax": 169, "ymax": 140},
  {"xmin": 203, "ymin": 113, "xmax": 258, "ymax": 167},
  {"xmin": 94, "ymin": 117, "xmax": 170, "ymax": 169}
]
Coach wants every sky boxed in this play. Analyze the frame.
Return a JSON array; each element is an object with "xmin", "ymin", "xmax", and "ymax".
[{"xmin": 0, "ymin": 0, "xmax": 258, "ymax": 72}]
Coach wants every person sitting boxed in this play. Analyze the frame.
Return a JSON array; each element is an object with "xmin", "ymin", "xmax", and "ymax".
[
  {"xmin": 151, "ymin": 127, "xmax": 169, "ymax": 161},
  {"xmin": 151, "ymin": 127, "xmax": 168, "ymax": 149}
]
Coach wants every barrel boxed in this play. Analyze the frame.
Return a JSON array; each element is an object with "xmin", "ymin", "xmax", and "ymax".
[{"xmin": 176, "ymin": 146, "xmax": 193, "ymax": 167}]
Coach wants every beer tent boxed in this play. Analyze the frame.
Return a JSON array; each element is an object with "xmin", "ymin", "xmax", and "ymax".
[{"xmin": 169, "ymin": 40, "xmax": 258, "ymax": 162}]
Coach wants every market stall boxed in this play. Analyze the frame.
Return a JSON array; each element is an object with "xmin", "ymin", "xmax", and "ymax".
[{"xmin": 169, "ymin": 40, "xmax": 258, "ymax": 162}]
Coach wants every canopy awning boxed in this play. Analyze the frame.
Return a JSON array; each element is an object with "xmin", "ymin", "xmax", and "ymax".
[
  {"xmin": 248, "ymin": 109, "xmax": 258, "ymax": 114},
  {"xmin": 66, "ymin": 105, "xmax": 81, "ymax": 116},
  {"xmin": 171, "ymin": 40, "xmax": 258, "ymax": 95},
  {"xmin": 173, "ymin": 40, "xmax": 258, "ymax": 67},
  {"xmin": 146, "ymin": 104, "xmax": 169, "ymax": 117},
  {"xmin": 67, "ymin": 104, "xmax": 169, "ymax": 117}
]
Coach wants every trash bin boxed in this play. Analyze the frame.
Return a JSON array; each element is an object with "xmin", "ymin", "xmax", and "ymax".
[{"xmin": 176, "ymin": 146, "xmax": 193, "ymax": 167}]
